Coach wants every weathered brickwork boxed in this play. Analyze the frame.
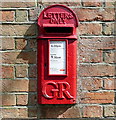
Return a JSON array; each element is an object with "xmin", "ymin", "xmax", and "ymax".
[{"xmin": 1, "ymin": 0, "xmax": 115, "ymax": 119}]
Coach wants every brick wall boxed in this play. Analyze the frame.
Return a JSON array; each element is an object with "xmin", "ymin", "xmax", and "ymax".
[{"xmin": 0, "ymin": 0, "xmax": 115, "ymax": 119}]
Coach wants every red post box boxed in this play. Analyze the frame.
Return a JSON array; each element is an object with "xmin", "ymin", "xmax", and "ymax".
[{"xmin": 37, "ymin": 4, "xmax": 78, "ymax": 104}]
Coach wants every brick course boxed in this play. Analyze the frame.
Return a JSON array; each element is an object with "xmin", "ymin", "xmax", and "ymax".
[
  {"xmin": 104, "ymin": 50, "xmax": 116, "ymax": 63},
  {"xmin": 80, "ymin": 92, "xmax": 115, "ymax": 104},
  {"xmin": 1, "ymin": 1, "xmax": 35, "ymax": 8},
  {"xmin": 1, "ymin": 51, "xmax": 36, "ymax": 64},
  {"xmin": 1, "ymin": 0, "xmax": 115, "ymax": 119},
  {"xmin": 0, "ymin": 25, "xmax": 37, "ymax": 36},
  {"xmin": 16, "ymin": 94, "xmax": 28, "ymax": 105},
  {"xmin": 78, "ymin": 23, "xmax": 102, "ymax": 35},
  {"xmin": 83, "ymin": 106, "xmax": 103, "ymax": 117},
  {"xmin": 103, "ymin": 23, "xmax": 115, "ymax": 35},
  {"xmin": 79, "ymin": 64, "xmax": 115, "ymax": 77},
  {"xmin": 2, "ymin": 79, "xmax": 29, "ymax": 92},
  {"xmin": 1, "ymin": 11, "xmax": 15, "ymax": 22},
  {"xmin": 79, "ymin": 37, "xmax": 115, "ymax": 50},
  {"xmin": 16, "ymin": 10, "xmax": 28, "ymax": 22},
  {"xmin": 15, "ymin": 65, "xmax": 28, "ymax": 78},
  {"xmin": 80, "ymin": 77, "xmax": 103, "ymax": 91},
  {"xmin": 104, "ymin": 78, "xmax": 115, "ymax": 90},
  {"xmin": 15, "ymin": 39, "xmax": 27, "ymax": 50},
  {"xmin": 1, "ymin": 66, "xmax": 14, "ymax": 79},
  {"xmin": 2, "ymin": 94, "xmax": 16, "ymax": 106},
  {"xmin": 1, "ymin": 38, "xmax": 15, "ymax": 50},
  {"xmin": 104, "ymin": 106, "xmax": 115, "ymax": 117},
  {"xmin": 75, "ymin": 8, "xmax": 115, "ymax": 22}
]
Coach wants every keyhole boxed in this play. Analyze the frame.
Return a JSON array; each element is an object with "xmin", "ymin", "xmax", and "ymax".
[{"xmin": 44, "ymin": 63, "xmax": 47, "ymax": 67}]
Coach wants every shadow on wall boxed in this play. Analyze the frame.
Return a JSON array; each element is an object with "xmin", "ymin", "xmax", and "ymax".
[
  {"xmin": 16, "ymin": 23, "xmax": 38, "ymax": 118},
  {"xmin": 2, "ymin": 2, "xmax": 116, "ymax": 120},
  {"xmin": 8, "ymin": 22, "xmax": 74, "ymax": 118},
  {"xmin": 1, "ymin": 22, "xmax": 38, "ymax": 119}
]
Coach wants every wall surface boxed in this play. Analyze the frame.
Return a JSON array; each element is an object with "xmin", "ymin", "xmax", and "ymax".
[{"xmin": 0, "ymin": 0, "xmax": 116, "ymax": 119}]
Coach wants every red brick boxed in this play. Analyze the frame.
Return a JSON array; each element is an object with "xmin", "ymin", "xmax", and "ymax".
[
  {"xmin": 82, "ymin": 0, "xmax": 102, "ymax": 7},
  {"xmin": 75, "ymin": 8, "xmax": 100, "ymax": 22},
  {"xmin": 105, "ymin": 0, "xmax": 115, "ymax": 7},
  {"xmin": 79, "ymin": 49, "xmax": 102, "ymax": 63},
  {"xmin": 0, "ymin": 66, "xmax": 14, "ymax": 79},
  {"xmin": 0, "ymin": 24, "xmax": 37, "ymax": 36},
  {"xmin": 79, "ymin": 38, "xmax": 115, "ymax": 63},
  {"xmin": 0, "ymin": 95, "xmax": 2, "ymax": 106},
  {"xmin": 29, "ymin": 65, "xmax": 37, "ymax": 78},
  {"xmin": 29, "ymin": 79, "xmax": 37, "ymax": 92},
  {"xmin": 1, "ymin": 52, "xmax": 18, "ymax": 64},
  {"xmin": 1, "ymin": 1, "xmax": 35, "ymax": 8},
  {"xmin": 2, "ymin": 79, "xmax": 29, "ymax": 92},
  {"xmin": 29, "ymin": 8, "xmax": 41, "ymax": 21},
  {"xmin": 29, "ymin": 39, "xmax": 37, "ymax": 49},
  {"xmin": 1, "ymin": 108, "xmax": 31, "ymax": 118},
  {"xmin": 78, "ymin": 23, "xmax": 102, "ymax": 35},
  {"xmin": 2, "ymin": 94, "xmax": 16, "ymax": 106},
  {"xmin": 104, "ymin": 50, "xmax": 116, "ymax": 63},
  {"xmin": 16, "ymin": 10, "xmax": 28, "ymax": 22},
  {"xmin": 17, "ymin": 94, "xmax": 28, "ymax": 105},
  {"xmin": 80, "ymin": 77, "xmax": 103, "ymax": 91},
  {"xmin": 18, "ymin": 108, "xmax": 28, "ymax": 118},
  {"xmin": 16, "ymin": 51, "xmax": 37, "ymax": 64},
  {"xmin": 0, "ymin": 11, "xmax": 14, "ymax": 22},
  {"xmin": 40, "ymin": 105, "xmax": 81, "ymax": 118},
  {"xmin": 28, "ymin": 107, "xmax": 37, "ymax": 117},
  {"xmin": 83, "ymin": 106, "xmax": 103, "ymax": 117},
  {"xmin": 104, "ymin": 105, "xmax": 115, "ymax": 117},
  {"xmin": 38, "ymin": 0, "xmax": 81, "ymax": 7},
  {"xmin": 15, "ymin": 39, "xmax": 27, "ymax": 50},
  {"xmin": 15, "ymin": 65, "xmax": 28, "ymax": 78},
  {"xmin": 101, "ymin": 8, "xmax": 115, "ymax": 21},
  {"xmin": 104, "ymin": 78, "xmax": 115, "ymax": 90},
  {"xmin": 28, "ymin": 94, "xmax": 37, "ymax": 106},
  {"xmin": 79, "ymin": 37, "xmax": 115, "ymax": 50},
  {"xmin": 2, "ymin": 108, "xmax": 18, "ymax": 118},
  {"xmin": 103, "ymin": 23, "xmax": 115, "ymax": 35},
  {"xmin": 15, "ymin": 38, "xmax": 37, "ymax": 50},
  {"xmin": 58, "ymin": 106, "xmax": 82, "ymax": 118},
  {"xmin": 79, "ymin": 64, "xmax": 115, "ymax": 77},
  {"xmin": 75, "ymin": 8, "xmax": 115, "ymax": 21},
  {"xmin": 80, "ymin": 92, "xmax": 115, "ymax": 104},
  {"xmin": 2, "ymin": 51, "xmax": 36, "ymax": 64},
  {"xmin": 0, "ymin": 38, "xmax": 15, "ymax": 50}
]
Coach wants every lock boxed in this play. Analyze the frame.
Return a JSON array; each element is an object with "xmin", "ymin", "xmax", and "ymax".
[{"xmin": 38, "ymin": 4, "xmax": 78, "ymax": 104}]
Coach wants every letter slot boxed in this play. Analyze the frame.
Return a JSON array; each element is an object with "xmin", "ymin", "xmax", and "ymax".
[{"xmin": 44, "ymin": 27, "xmax": 73, "ymax": 34}]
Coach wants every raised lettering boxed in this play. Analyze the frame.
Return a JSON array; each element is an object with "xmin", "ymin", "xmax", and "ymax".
[
  {"xmin": 42, "ymin": 81, "xmax": 74, "ymax": 99},
  {"xmin": 47, "ymin": 12, "xmax": 52, "ymax": 18},
  {"xmin": 43, "ymin": 12, "xmax": 47, "ymax": 18},
  {"xmin": 58, "ymin": 82, "xmax": 73, "ymax": 99},
  {"xmin": 43, "ymin": 12, "xmax": 73, "ymax": 24},
  {"xmin": 42, "ymin": 82, "xmax": 58, "ymax": 99}
]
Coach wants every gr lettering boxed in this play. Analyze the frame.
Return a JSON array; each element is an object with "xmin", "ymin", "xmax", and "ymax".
[{"xmin": 42, "ymin": 81, "xmax": 73, "ymax": 99}]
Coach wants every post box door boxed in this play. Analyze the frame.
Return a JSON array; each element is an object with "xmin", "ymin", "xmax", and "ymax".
[{"xmin": 38, "ymin": 39, "xmax": 77, "ymax": 104}]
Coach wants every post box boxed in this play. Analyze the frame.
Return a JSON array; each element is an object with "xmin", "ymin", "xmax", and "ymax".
[{"xmin": 38, "ymin": 4, "xmax": 78, "ymax": 104}]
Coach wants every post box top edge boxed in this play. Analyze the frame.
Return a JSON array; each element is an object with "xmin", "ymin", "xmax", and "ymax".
[{"xmin": 38, "ymin": 4, "xmax": 78, "ymax": 27}]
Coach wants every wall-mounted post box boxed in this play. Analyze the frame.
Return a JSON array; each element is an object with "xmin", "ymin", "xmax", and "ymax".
[{"xmin": 38, "ymin": 4, "xmax": 78, "ymax": 104}]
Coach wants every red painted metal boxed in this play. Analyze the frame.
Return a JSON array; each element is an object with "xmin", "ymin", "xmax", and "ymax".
[{"xmin": 37, "ymin": 4, "xmax": 78, "ymax": 104}]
